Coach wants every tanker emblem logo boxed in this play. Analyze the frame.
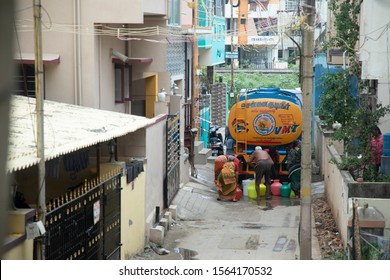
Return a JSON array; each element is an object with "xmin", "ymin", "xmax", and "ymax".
[{"xmin": 254, "ymin": 114, "xmax": 275, "ymax": 136}]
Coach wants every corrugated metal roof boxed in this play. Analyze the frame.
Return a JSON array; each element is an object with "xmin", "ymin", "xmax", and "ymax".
[{"xmin": 7, "ymin": 95, "xmax": 155, "ymax": 173}]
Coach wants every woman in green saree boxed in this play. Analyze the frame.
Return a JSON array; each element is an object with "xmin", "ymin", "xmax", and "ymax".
[{"xmin": 216, "ymin": 162, "xmax": 237, "ymax": 202}]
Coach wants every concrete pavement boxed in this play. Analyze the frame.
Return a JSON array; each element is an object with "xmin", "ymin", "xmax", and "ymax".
[{"xmin": 151, "ymin": 161, "xmax": 323, "ymax": 260}]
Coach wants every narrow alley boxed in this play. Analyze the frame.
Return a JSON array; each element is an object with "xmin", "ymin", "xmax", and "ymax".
[{"xmin": 133, "ymin": 160, "xmax": 324, "ymax": 260}]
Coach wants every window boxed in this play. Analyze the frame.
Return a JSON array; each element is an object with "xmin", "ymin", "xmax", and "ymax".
[
  {"xmin": 227, "ymin": 18, "xmax": 238, "ymax": 34},
  {"xmin": 214, "ymin": 24, "xmax": 224, "ymax": 41},
  {"xmin": 115, "ymin": 64, "xmax": 132, "ymax": 103},
  {"xmin": 14, "ymin": 64, "xmax": 38, "ymax": 97},
  {"xmin": 214, "ymin": 0, "xmax": 224, "ymax": 17},
  {"xmin": 278, "ymin": 50, "xmax": 283, "ymax": 59},
  {"xmin": 285, "ymin": 0, "xmax": 298, "ymax": 12},
  {"xmin": 169, "ymin": 0, "xmax": 180, "ymax": 26}
]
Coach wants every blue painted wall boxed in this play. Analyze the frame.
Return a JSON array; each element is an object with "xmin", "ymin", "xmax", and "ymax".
[
  {"xmin": 198, "ymin": 0, "xmax": 212, "ymax": 28},
  {"xmin": 199, "ymin": 107, "xmax": 211, "ymax": 147},
  {"xmin": 211, "ymin": 16, "xmax": 226, "ymax": 65},
  {"xmin": 198, "ymin": 1, "xmax": 226, "ymax": 66}
]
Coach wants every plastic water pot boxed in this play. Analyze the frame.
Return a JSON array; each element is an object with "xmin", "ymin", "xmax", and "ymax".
[
  {"xmin": 247, "ymin": 184, "xmax": 257, "ymax": 199},
  {"xmin": 259, "ymin": 184, "xmax": 266, "ymax": 197},
  {"xmin": 247, "ymin": 183, "xmax": 266, "ymax": 198},
  {"xmin": 235, "ymin": 187, "xmax": 242, "ymax": 201},
  {"xmin": 280, "ymin": 182, "xmax": 291, "ymax": 198},
  {"xmin": 242, "ymin": 179, "xmax": 253, "ymax": 197},
  {"xmin": 271, "ymin": 179, "xmax": 282, "ymax": 196}
]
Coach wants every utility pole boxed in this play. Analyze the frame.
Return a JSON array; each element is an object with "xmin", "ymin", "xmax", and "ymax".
[
  {"xmin": 230, "ymin": 1, "xmax": 234, "ymax": 103},
  {"xmin": 191, "ymin": 0, "xmax": 199, "ymax": 135},
  {"xmin": 190, "ymin": 0, "xmax": 199, "ymax": 176},
  {"xmin": 300, "ymin": 0, "xmax": 315, "ymax": 260},
  {"xmin": 34, "ymin": 0, "xmax": 46, "ymax": 260}
]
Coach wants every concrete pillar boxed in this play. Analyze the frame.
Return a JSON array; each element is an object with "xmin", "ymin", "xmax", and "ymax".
[
  {"xmin": 159, "ymin": 218, "xmax": 169, "ymax": 233},
  {"xmin": 163, "ymin": 212, "xmax": 172, "ymax": 229},
  {"xmin": 168, "ymin": 205, "xmax": 177, "ymax": 220},
  {"xmin": 149, "ymin": 225, "xmax": 165, "ymax": 245}
]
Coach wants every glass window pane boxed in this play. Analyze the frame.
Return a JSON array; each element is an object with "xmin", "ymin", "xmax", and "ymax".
[
  {"xmin": 124, "ymin": 67, "xmax": 130, "ymax": 100},
  {"xmin": 115, "ymin": 68, "xmax": 122, "ymax": 102}
]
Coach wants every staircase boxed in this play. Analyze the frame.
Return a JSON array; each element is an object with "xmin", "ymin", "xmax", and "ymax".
[{"xmin": 194, "ymin": 141, "xmax": 212, "ymax": 164}]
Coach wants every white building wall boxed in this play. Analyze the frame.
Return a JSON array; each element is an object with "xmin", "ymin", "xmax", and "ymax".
[
  {"xmin": 145, "ymin": 116, "xmax": 167, "ymax": 242},
  {"xmin": 83, "ymin": 0, "xmax": 143, "ymax": 23},
  {"xmin": 143, "ymin": 0, "xmax": 168, "ymax": 16},
  {"xmin": 180, "ymin": 0, "xmax": 193, "ymax": 26},
  {"xmin": 360, "ymin": 0, "xmax": 390, "ymax": 132},
  {"xmin": 14, "ymin": 0, "xmax": 168, "ymax": 112},
  {"xmin": 130, "ymin": 20, "xmax": 169, "ymax": 74},
  {"xmin": 360, "ymin": 0, "xmax": 390, "ymax": 82}
]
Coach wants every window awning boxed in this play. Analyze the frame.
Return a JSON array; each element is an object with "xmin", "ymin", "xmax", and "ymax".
[
  {"xmin": 111, "ymin": 49, "xmax": 152, "ymax": 64},
  {"xmin": 14, "ymin": 53, "xmax": 60, "ymax": 65},
  {"xmin": 112, "ymin": 57, "xmax": 153, "ymax": 64}
]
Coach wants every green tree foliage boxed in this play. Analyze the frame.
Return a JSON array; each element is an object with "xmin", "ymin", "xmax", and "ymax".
[
  {"xmin": 217, "ymin": 72, "xmax": 299, "ymax": 92},
  {"xmin": 215, "ymin": 72, "xmax": 300, "ymax": 109},
  {"xmin": 320, "ymin": 0, "xmax": 390, "ymax": 181},
  {"xmin": 317, "ymin": 70, "xmax": 357, "ymax": 129},
  {"xmin": 328, "ymin": 0, "xmax": 363, "ymax": 76}
]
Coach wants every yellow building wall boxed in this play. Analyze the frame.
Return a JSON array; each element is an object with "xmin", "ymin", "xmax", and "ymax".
[
  {"xmin": 100, "ymin": 162, "xmax": 146, "ymax": 259},
  {"xmin": 2, "ymin": 240, "xmax": 34, "ymax": 260},
  {"xmin": 145, "ymin": 75, "xmax": 158, "ymax": 118},
  {"xmin": 120, "ymin": 164, "xmax": 146, "ymax": 259},
  {"xmin": 3, "ymin": 208, "xmax": 35, "ymax": 260}
]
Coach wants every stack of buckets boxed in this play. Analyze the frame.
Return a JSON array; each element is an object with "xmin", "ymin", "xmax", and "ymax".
[
  {"xmin": 382, "ymin": 133, "xmax": 390, "ymax": 175},
  {"xmin": 242, "ymin": 179, "xmax": 294, "ymax": 198},
  {"xmin": 242, "ymin": 179, "xmax": 266, "ymax": 199}
]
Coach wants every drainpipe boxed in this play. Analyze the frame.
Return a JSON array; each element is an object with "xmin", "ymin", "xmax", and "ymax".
[
  {"xmin": 73, "ymin": 0, "xmax": 77, "ymax": 104},
  {"xmin": 73, "ymin": 0, "xmax": 82, "ymax": 105},
  {"xmin": 125, "ymin": 28, "xmax": 130, "ymax": 114},
  {"xmin": 98, "ymin": 25, "xmax": 102, "ymax": 109}
]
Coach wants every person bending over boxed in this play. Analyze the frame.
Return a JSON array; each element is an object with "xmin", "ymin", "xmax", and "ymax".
[{"xmin": 248, "ymin": 146, "xmax": 274, "ymax": 200}]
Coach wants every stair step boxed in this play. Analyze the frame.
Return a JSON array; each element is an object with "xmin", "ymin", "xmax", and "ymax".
[
  {"xmin": 207, "ymin": 156, "xmax": 218, "ymax": 164},
  {"xmin": 194, "ymin": 148, "xmax": 212, "ymax": 165},
  {"xmin": 194, "ymin": 141, "xmax": 204, "ymax": 154}
]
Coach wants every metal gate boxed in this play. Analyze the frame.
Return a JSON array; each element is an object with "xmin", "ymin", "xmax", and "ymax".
[
  {"xmin": 102, "ymin": 173, "xmax": 121, "ymax": 259},
  {"xmin": 164, "ymin": 113, "xmax": 180, "ymax": 208},
  {"xmin": 44, "ymin": 171, "xmax": 121, "ymax": 260}
]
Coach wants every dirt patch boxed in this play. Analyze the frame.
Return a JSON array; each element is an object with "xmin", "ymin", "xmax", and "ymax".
[{"xmin": 312, "ymin": 197, "xmax": 345, "ymax": 259}]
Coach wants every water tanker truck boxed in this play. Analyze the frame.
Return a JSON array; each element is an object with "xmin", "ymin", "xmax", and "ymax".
[{"xmin": 226, "ymin": 87, "xmax": 302, "ymax": 178}]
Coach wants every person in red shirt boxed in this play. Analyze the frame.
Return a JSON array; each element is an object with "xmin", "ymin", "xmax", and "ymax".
[{"xmin": 371, "ymin": 125, "xmax": 384, "ymax": 174}]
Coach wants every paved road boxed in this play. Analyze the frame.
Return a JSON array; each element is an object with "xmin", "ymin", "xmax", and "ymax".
[{"xmin": 147, "ymin": 162, "xmax": 323, "ymax": 260}]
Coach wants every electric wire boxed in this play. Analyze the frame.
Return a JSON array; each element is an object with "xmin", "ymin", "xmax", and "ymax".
[
  {"xmin": 15, "ymin": 17, "xmax": 306, "ymax": 46},
  {"xmin": 14, "ymin": 0, "xmax": 310, "ymax": 45},
  {"xmin": 15, "ymin": 0, "xmax": 368, "ymax": 47}
]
